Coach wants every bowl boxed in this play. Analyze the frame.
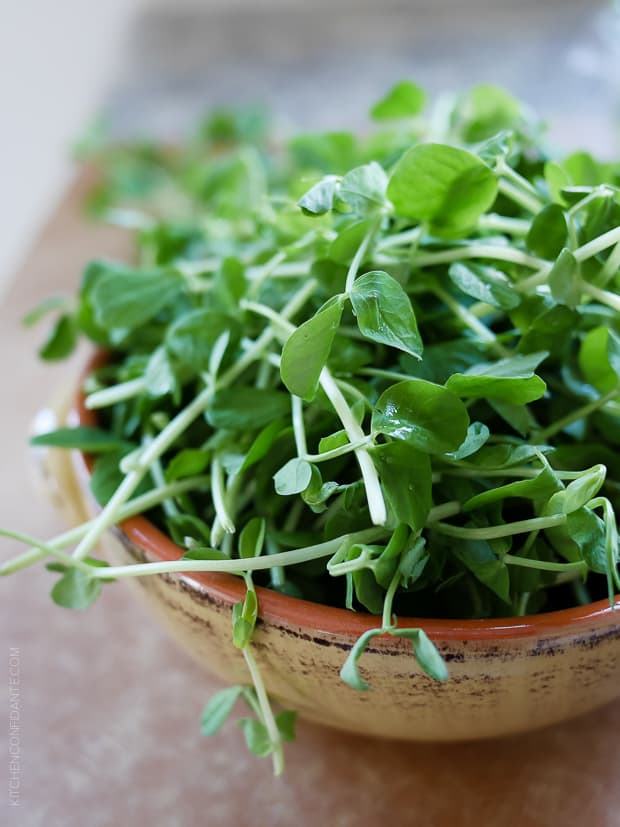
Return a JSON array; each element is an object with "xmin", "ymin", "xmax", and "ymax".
[{"xmin": 59, "ymin": 356, "xmax": 620, "ymax": 742}]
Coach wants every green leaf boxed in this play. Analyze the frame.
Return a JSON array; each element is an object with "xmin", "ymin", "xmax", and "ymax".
[
  {"xmin": 387, "ymin": 143, "xmax": 498, "ymax": 233},
  {"xmin": 578, "ymin": 326, "xmax": 620, "ymax": 394},
  {"xmin": 371, "ymin": 442, "xmax": 431, "ymax": 529},
  {"xmin": 544, "ymin": 161, "xmax": 571, "ymax": 204},
  {"xmin": 390, "ymin": 628, "xmax": 448, "ymax": 681},
  {"xmin": 339, "ymin": 628, "xmax": 384, "ymax": 691},
  {"xmin": 446, "ymin": 352, "xmax": 548, "ymax": 404},
  {"xmin": 451, "ymin": 540, "xmax": 510, "ymax": 603},
  {"xmin": 370, "ymin": 80, "xmax": 426, "ymax": 121},
  {"xmin": 448, "ymin": 262, "xmax": 520, "ymax": 310},
  {"xmin": 446, "ymin": 422, "xmax": 490, "ymax": 460},
  {"xmin": 328, "ymin": 219, "xmax": 371, "ymax": 265},
  {"xmin": 373, "ymin": 523, "xmax": 409, "ymax": 588},
  {"xmin": 349, "ymin": 270, "xmax": 423, "ymax": 357},
  {"xmin": 165, "ymin": 448, "xmax": 209, "ymax": 482},
  {"xmin": 318, "ymin": 430, "xmax": 349, "ymax": 454},
  {"xmin": 548, "ymin": 248, "xmax": 579, "ymax": 308},
  {"xmin": 372, "ymin": 379, "xmax": 469, "ymax": 453},
  {"xmin": 239, "ymin": 517, "xmax": 266, "ymax": 559},
  {"xmin": 544, "ymin": 465, "xmax": 606, "ymax": 516},
  {"xmin": 398, "ymin": 536, "xmax": 429, "ymax": 587},
  {"xmin": 167, "ymin": 310, "xmax": 239, "ymax": 372},
  {"xmin": 280, "ymin": 295, "xmax": 345, "ymax": 401},
  {"xmin": 23, "ymin": 295, "xmax": 70, "ymax": 327},
  {"xmin": 273, "ymin": 458, "xmax": 313, "ymax": 496},
  {"xmin": 30, "ymin": 427, "xmax": 129, "ymax": 453},
  {"xmin": 232, "ymin": 597, "xmax": 257, "ymax": 649},
  {"xmin": 460, "ymin": 85, "xmax": 522, "ymax": 143},
  {"xmin": 39, "ymin": 314, "xmax": 77, "ymax": 360},
  {"xmin": 201, "ymin": 685, "xmax": 243, "ymax": 736},
  {"xmin": 288, "ymin": 130, "xmax": 357, "ymax": 174},
  {"xmin": 167, "ymin": 514, "xmax": 212, "ymax": 546},
  {"xmin": 91, "ymin": 263, "xmax": 181, "ymax": 330},
  {"xmin": 182, "ymin": 546, "xmax": 229, "ymax": 561},
  {"xmin": 297, "ymin": 175, "xmax": 339, "ymax": 215},
  {"xmin": 238, "ymin": 718, "xmax": 273, "ymax": 757},
  {"xmin": 275, "ymin": 710, "xmax": 297, "ymax": 742},
  {"xmin": 207, "ymin": 387, "xmax": 291, "ymax": 431},
  {"xmin": 352, "ymin": 568, "xmax": 384, "ymax": 614},
  {"xmin": 464, "ymin": 465, "xmax": 561, "ymax": 512},
  {"xmin": 567, "ymin": 508, "xmax": 607, "ymax": 573},
  {"xmin": 89, "ymin": 451, "xmax": 149, "ymax": 506},
  {"xmin": 51, "ymin": 568, "xmax": 102, "ymax": 610},
  {"xmin": 144, "ymin": 346, "xmax": 177, "ymax": 397},
  {"xmin": 240, "ymin": 420, "xmax": 286, "ymax": 472},
  {"xmin": 527, "ymin": 204, "xmax": 568, "ymax": 259},
  {"xmin": 338, "ymin": 162, "xmax": 388, "ymax": 215}
]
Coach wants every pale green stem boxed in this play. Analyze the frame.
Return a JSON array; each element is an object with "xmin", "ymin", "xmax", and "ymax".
[
  {"xmin": 88, "ymin": 528, "xmax": 385, "ymax": 579},
  {"xmin": 247, "ymin": 250, "xmax": 287, "ymax": 297},
  {"xmin": 241, "ymin": 300, "xmax": 386, "ymax": 526},
  {"xmin": 516, "ymin": 592, "xmax": 531, "ymax": 616},
  {"xmin": 302, "ymin": 437, "xmax": 373, "ymax": 464},
  {"xmin": 514, "ymin": 263, "xmax": 552, "ymax": 293},
  {"xmin": 319, "ymin": 368, "xmax": 387, "ymax": 526},
  {"xmin": 497, "ymin": 178, "xmax": 543, "ymax": 214},
  {"xmin": 359, "ymin": 367, "xmax": 415, "ymax": 382},
  {"xmin": 534, "ymin": 384, "xmax": 620, "ymax": 441},
  {"xmin": 433, "ymin": 513, "xmax": 566, "ymax": 541},
  {"xmin": 382, "ymin": 569, "xmax": 402, "ymax": 629},
  {"xmin": 426, "ymin": 501, "xmax": 462, "ymax": 522},
  {"xmin": 210, "ymin": 457, "xmax": 235, "ymax": 545},
  {"xmin": 146, "ymin": 434, "xmax": 179, "ymax": 518},
  {"xmin": 0, "ymin": 475, "xmax": 211, "ymax": 576},
  {"xmin": 504, "ymin": 554, "xmax": 587, "ymax": 574},
  {"xmin": 581, "ymin": 282, "xmax": 620, "ymax": 313},
  {"xmin": 477, "ymin": 214, "xmax": 531, "ymax": 235},
  {"xmin": 413, "ymin": 245, "xmax": 545, "ymax": 270},
  {"xmin": 72, "ymin": 279, "xmax": 318, "ymax": 561},
  {"xmin": 242, "ymin": 646, "xmax": 284, "ymax": 776},
  {"xmin": 497, "ymin": 160, "xmax": 542, "ymax": 196},
  {"xmin": 0, "ymin": 529, "xmax": 96, "ymax": 575},
  {"xmin": 86, "ymin": 377, "xmax": 147, "ymax": 410},
  {"xmin": 265, "ymin": 536, "xmax": 286, "ymax": 590},
  {"xmin": 433, "ymin": 284, "xmax": 509, "ymax": 357},
  {"xmin": 574, "ymin": 225, "xmax": 620, "ymax": 263},
  {"xmin": 599, "ymin": 239, "xmax": 620, "ymax": 286},
  {"xmin": 376, "ymin": 226, "xmax": 422, "ymax": 251},
  {"xmin": 567, "ymin": 186, "xmax": 614, "ymax": 218},
  {"xmin": 291, "ymin": 396, "xmax": 307, "ymax": 457},
  {"xmin": 345, "ymin": 220, "xmax": 378, "ymax": 292},
  {"xmin": 444, "ymin": 466, "xmax": 585, "ymax": 481}
]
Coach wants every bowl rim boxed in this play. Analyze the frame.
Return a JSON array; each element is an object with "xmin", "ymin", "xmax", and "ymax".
[{"xmin": 76, "ymin": 351, "xmax": 620, "ymax": 641}]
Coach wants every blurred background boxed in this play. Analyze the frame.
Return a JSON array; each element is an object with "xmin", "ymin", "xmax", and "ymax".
[{"xmin": 1, "ymin": 0, "xmax": 619, "ymax": 288}]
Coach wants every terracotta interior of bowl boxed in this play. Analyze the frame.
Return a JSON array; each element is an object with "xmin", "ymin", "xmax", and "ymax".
[{"xmin": 76, "ymin": 351, "xmax": 619, "ymax": 640}]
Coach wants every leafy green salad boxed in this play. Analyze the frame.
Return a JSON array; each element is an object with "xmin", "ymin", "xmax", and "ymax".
[{"xmin": 3, "ymin": 81, "xmax": 620, "ymax": 773}]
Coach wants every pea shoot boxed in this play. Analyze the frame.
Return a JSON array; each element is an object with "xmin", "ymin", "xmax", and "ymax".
[{"xmin": 3, "ymin": 81, "xmax": 620, "ymax": 773}]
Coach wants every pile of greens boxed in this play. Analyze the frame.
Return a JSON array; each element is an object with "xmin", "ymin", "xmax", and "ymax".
[{"xmin": 4, "ymin": 81, "xmax": 620, "ymax": 773}]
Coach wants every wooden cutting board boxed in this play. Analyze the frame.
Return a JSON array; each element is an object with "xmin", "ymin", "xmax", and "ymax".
[{"xmin": 2, "ymin": 171, "xmax": 620, "ymax": 827}]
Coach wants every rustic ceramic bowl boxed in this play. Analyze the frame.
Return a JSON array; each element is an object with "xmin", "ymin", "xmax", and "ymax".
[{"xmin": 45, "ymin": 362, "xmax": 620, "ymax": 742}]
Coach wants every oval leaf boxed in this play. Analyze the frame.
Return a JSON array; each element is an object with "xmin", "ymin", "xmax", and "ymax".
[
  {"xmin": 280, "ymin": 296, "xmax": 345, "ymax": 401},
  {"xmin": 372, "ymin": 379, "xmax": 469, "ymax": 453},
  {"xmin": 349, "ymin": 270, "xmax": 423, "ymax": 357},
  {"xmin": 387, "ymin": 143, "xmax": 498, "ymax": 233}
]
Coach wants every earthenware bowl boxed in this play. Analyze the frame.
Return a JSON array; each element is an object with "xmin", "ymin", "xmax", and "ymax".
[{"xmin": 47, "ymin": 357, "xmax": 620, "ymax": 742}]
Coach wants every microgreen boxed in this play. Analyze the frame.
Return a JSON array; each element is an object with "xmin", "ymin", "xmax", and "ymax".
[{"xmin": 5, "ymin": 80, "xmax": 620, "ymax": 774}]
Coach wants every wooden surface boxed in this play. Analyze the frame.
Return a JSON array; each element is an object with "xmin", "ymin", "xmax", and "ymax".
[{"xmin": 2, "ymin": 172, "xmax": 620, "ymax": 827}]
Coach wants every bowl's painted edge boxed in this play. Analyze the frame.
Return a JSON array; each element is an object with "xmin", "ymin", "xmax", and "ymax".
[{"xmin": 76, "ymin": 350, "xmax": 620, "ymax": 642}]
